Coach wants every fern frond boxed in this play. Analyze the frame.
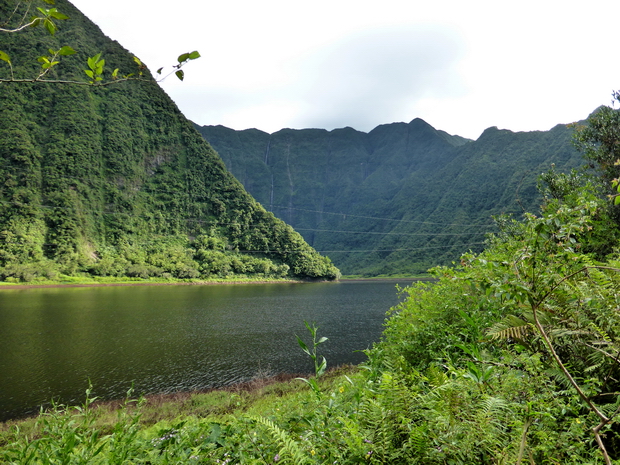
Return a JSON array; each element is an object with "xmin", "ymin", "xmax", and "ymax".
[
  {"xmin": 249, "ymin": 415, "xmax": 311, "ymax": 465},
  {"xmin": 589, "ymin": 321, "xmax": 613, "ymax": 343},
  {"xmin": 490, "ymin": 324, "xmax": 533, "ymax": 341},
  {"xmin": 487, "ymin": 315, "xmax": 534, "ymax": 341},
  {"xmin": 548, "ymin": 328, "xmax": 590, "ymax": 339},
  {"xmin": 405, "ymin": 424, "xmax": 430, "ymax": 455},
  {"xmin": 479, "ymin": 395, "xmax": 510, "ymax": 416},
  {"xmin": 425, "ymin": 364, "xmax": 448, "ymax": 387}
]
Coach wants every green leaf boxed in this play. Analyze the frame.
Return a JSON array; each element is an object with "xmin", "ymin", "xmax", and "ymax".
[
  {"xmin": 297, "ymin": 377, "xmax": 320, "ymax": 393},
  {"xmin": 84, "ymin": 69, "xmax": 94, "ymax": 79},
  {"xmin": 133, "ymin": 56, "xmax": 142, "ymax": 66},
  {"xmin": 614, "ymin": 196, "xmax": 620, "ymax": 206},
  {"xmin": 296, "ymin": 335, "xmax": 310, "ymax": 355},
  {"xmin": 112, "ymin": 68, "xmax": 119, "ymax": 79},
  {"xmin": 177, "ymin": 53, "xmax": 190, "ymax": 63},
  {"xmin": 43, "ymin": 0, "xmax": 55, "ymax": 4},
  {"xmin": 0, "ymin": 51, "xmax": 10, "ymax": 64},
  {"xmin": 58, "ymin": 46, "xmax": 76, "ymax": 56},
  {"xmin": 175, "ymin": 69, "xmax": 184, "ymax": 81},
  {"xmin": 44, "ymin": 19, "xmax": 56, "ymax": 35},
  {"xmin": 87, "ymin": 54, "xmax": 102, "ymax": 71},
  {"xmin": 188, "ymin": 51, "xmax": 201, "ymax": 60},
  {"xmin": 308, "ymin": 378, "xmax": 320, "ymax": 392},
  {"xmin": 49, "ymin": 10, "xmax": 69, "ymax": 20},
  {"xmin": 296, "ymin": 377, "xmax": 311, "ymax": 387},
  {"xmin": 156, "ymin": 67, "xmax": 163, "ymax": 74}
]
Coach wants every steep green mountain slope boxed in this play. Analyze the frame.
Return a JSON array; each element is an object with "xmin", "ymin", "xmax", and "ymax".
[
  {"xmin": 195, "ymin": 119, "xmax": 583, "ymax": 275},
  {"xmin": 0, "ymin": 0, "xmax": 339, "ymax": 282}
]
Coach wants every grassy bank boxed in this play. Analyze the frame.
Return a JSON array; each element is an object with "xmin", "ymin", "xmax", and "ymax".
[
  {"xmin": 0, "ymin": 274, "xmax": 429, "ymax": 289},
  {"xmin": 0, "ymin": 366, "xmax": 360, "ymax": 464},
  {"xmin": 0, "ymin": 275, "xmax": 309, "ymax": 289}
]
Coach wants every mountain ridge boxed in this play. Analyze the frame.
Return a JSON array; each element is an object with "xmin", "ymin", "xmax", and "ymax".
[{"xmin": 194, "ymin": 116, "xmax": 584, "ymax": 275}]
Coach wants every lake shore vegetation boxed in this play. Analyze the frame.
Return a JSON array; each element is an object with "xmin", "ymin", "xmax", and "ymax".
[
  {"xmin": 3, "ymin": 100, "xmax": 620, "ymax": 461},
  {"xmin": 0, "ymin": 274, "xmax": 319, "ymax": 289}
]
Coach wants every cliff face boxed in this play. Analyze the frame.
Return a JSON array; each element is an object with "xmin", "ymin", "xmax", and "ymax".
[
  {"xmin": 196, "ymin": 120, "xmax": 582, "ymax": 275},
  {"xmin": 0, "ymin": 0, "xmax": 339, "ymax": 282}
]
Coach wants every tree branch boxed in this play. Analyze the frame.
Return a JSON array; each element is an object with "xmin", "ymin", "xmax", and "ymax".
[
  {"xmin": 0, "ymin": 76, "xmax": 142, "ymax": 86},
  {"xmin": 532, "ymin": 303, "xmax": 612, "ymax": 464},
  {"xmin": 0, "ymin": 18, "xmax": 39, "ymax": 33}
]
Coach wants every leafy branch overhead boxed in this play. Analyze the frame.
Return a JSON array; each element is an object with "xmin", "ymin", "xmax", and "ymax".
[
  {"xmin": 157, "ymin": 51, "xmax": 202, "ymax": 82},
  {"xmin": 0, "ymin": 1, "xmax": 66, "ymax": 34},
  {"xmin": 0, "ymin": 0, "xmax": 200, "ymax": 85}
]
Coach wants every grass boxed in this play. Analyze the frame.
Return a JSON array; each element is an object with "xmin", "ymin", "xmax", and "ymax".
[
  {"xmin": 0, "ymin": 274, "xmax": 308, "ymax": 288},
  {"xmin": 0, "ymin": 365, "xmax": 358, "ymax": 440},
  {"xmin": 0, "ymin": 366, "xmax": 364, "ymax": 465},
  {"xmin": 0, "ymin": 272, "xmax": 431, "ymax": 288}
]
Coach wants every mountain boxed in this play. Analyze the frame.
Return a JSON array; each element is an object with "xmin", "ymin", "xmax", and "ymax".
[
  {"xmin": 0, "ymin": 0, "xmax": 339, "ymax": 282},
  {"xmin": 194, "ymin": 119, "xmax": 583, "ymax": 275}
]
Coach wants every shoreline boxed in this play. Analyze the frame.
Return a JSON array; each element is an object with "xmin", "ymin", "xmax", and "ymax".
[
  {"xmin": 0, "ymin": 278, "xmax": 306, "ymax": 290},
  {"xmin": 0, "ymin": 276, "xmax": 429, "ymax": 290},
  {"xmin": 0, "ymin": 366, "xmax": 357, "ymax": 425}
]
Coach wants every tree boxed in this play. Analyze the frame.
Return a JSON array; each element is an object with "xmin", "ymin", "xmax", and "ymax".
[{"xmin": 573, "ymin": 92, "xmax": 620, "ymax": 207}]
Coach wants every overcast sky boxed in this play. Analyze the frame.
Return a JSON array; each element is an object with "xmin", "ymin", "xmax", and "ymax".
[{"xmin": 70, "ymin": 0, "xmax": 619, "ymax": 140}]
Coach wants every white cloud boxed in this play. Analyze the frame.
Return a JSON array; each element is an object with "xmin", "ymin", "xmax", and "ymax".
[{"xmin": 69, "ymin": 0, "xmax": 620, "ymax": 139}]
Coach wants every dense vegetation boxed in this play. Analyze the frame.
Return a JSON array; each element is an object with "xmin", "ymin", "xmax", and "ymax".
[
  {"xmin": 3, "ymin": 102, "xmax": 620, "ymax": 463},
  {"xmin": 196, "ymin": 118, "xmax": 584, "ymax": 276},
  {"xmin": 4, "ymin": 1, "xmax": 620, "ymax": 463},
  {"xmin": 0, "ymin": 0, "xmax": 339, "ymax": 283}
]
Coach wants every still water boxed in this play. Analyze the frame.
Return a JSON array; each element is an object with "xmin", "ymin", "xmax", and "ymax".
[{"xmin": 0, "ymin": 280, "xmax": 413, "ymax": 421}]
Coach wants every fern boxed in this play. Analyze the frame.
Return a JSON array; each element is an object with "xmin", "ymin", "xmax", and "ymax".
[
  {"xmin": 405, "ymin": 424, "xmax": 431, "ymax": 457},
  {"xmin": 589, "ymin": 321, "xmax": 613, "ymax": 344},
  {"xmin": 425, "ymin": 364, "xmax": 448, "ymax": 388},
  {"xmin": 488, "ymin": 315, "xmax": 534, "ymax": 341},
  {"xmin": 479, "ymin": 395, "xmax": 511, "ymax": 416},
  {"xmin": 249, "ymin": 415, "xmax": 311, "ymax": 465}
]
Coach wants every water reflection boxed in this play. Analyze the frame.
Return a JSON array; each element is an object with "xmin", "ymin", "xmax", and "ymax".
[{"xmin": 0, "ymin": 280, "xmax": 412, "ymax": 420}]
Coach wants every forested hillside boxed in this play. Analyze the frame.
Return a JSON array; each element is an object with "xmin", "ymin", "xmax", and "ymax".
[
  {"xmin": 0, "ymin": 0, "xmax": 339, "ymax": 282},
  {"xmin": 196, "ymin": 119, "xmax": 584, "ymax": 275}
]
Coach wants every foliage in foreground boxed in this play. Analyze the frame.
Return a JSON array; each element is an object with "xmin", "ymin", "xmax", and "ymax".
[
  {"xmin": 4, "ymin": 107, "xmax": 620, "ymax": 462},
  {"xmin": 3, "ymin": 175, "xmax": 620, "ymax": 463}
]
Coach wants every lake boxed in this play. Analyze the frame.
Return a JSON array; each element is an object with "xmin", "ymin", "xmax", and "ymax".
[{"xmin": 0, "ymin": 279, "xmax": 414, "ymax": 421}]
